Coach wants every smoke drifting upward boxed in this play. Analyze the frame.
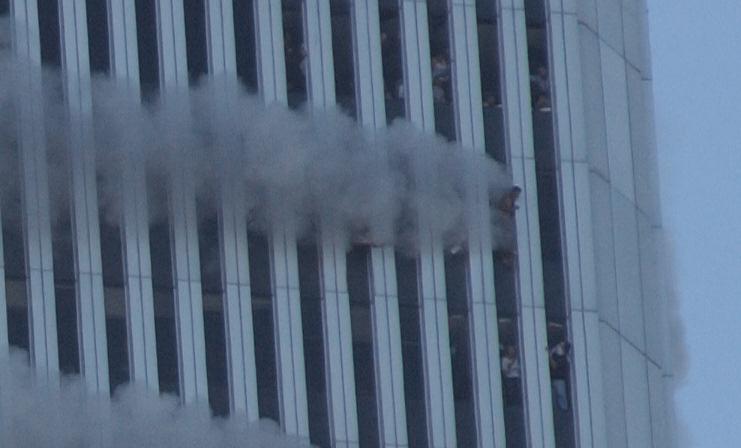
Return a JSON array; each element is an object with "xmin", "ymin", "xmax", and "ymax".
[
  {"xmin": 0, "ymin": 47, "xmax": 514, "ymax": 252},
  {"xmin": 0, "ymin": 350, "xmax": 308, "ymax": 447}
]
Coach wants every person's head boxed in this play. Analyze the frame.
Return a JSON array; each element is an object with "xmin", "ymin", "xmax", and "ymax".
[
  {"xmin": 511, "ymin": 185, "xmax": 522, "ymax": 198},
  {"xmin": 505, "ymin": 345, "xmax": 517, "ymax": 358}
]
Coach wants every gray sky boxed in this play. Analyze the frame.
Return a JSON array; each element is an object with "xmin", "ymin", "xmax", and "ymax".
[{"xmin": 649, "ymin": 0, "xmax": 741, "ymax": 445}]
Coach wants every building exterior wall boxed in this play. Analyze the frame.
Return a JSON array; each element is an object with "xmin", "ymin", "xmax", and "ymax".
[{"xmin": 0, "ymin": 0, "xmax": 673, "ymax": 447}]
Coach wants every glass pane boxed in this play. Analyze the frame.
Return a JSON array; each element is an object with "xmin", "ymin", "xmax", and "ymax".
[
  {"xmin": 233, "ymin": 0, "xmax": 259, "ymax": 91},
  {"xmin": 197, "ymin": 202, "xmax": 229, "ymax": 416},
  {"xmin": 184, "ymin": 0, "xmax": 208, "ymax": 83},
  {"xmin": 248, "ymin": 232, "xmax": 280, "ymax": 422},
  {"xmin": 427, "ymin": 0, "xmax": 456, "ymax": 141},
  {"xmin": 86, "ymin": 0, "xmax": 110, "ymax": 74},
  {"xmin": 330, "ymin": 0, "xmax": 357, "ymax": 118},
  {"xmin": 283, "ymin": 0, "xmax": 308, "ymax": 109},
  {"xmin": 37, "ymin": 0, "xmax": 61, "ymax": 67},
  {"xmin": 444, "ymin": 251, "xmax": 476, "ymax": 447},
  {"xmin": 347, "ymin": 245, "xmax": 380, "ymax": 448},
  {"xmin": 524, "ymin": 0, "xmax": 576, "ymax": 446},
  {"xmin": 395, "ymin": 252, "xmax": 429, "ymax": 448},
  {"xmin": 297, "ymin": 242, "xmax": 331, "ymax": 447},
  {"xmin": 135, "ymin": 0, "xmax": 160, "ymax": 96},
  {"xmin": 475, "ymin": 1, "xmax": 506, "ymax": 163},
  {"xmin": 379, "ymin": 0, "xmax": 405, "ymax": 123}
]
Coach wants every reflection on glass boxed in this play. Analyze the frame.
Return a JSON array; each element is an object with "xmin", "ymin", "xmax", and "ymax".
[
  {"xmin": 379, "ymin": 0, "xmax": 405, "ymax": 123},
  {"xmin": 395, "ymin": 252, "xmax": 429, "ymax": 448},
  {"xmin": 426, "ymin": 0, "xmax": 456, "ymax": 141},
  {"xmin": 444, "ymin": 251, "xmax": 476, "ymax": 448},
  {"xmin": 297, "ymin": 241, "xmax": 331, "ymax": 447},
  {"xmin": 248, "ymin": 232, "xmax": 280, "ymax": 423},
  {"xmin": 524, "ymin": 0, "xmax": 576, "ymax": 446},
  {"xmin": 283, "ymin": 0, "xmax": 308, "ymax": 109},
  {"xmin": 233, "ymin": 0, "xmax": 259, "ymax": 91},
  {"xmin": 330, "ymin": 0, "xmax": 357, "ymax": 117},
  {"xmin": 347, "ymin": 245, "xmax": 380, "ymax": 447}
]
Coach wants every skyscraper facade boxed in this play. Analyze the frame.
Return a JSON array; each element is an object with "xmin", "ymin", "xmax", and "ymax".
[{"xmin": 0, "ymin": 0, "xmax": 675, "ymax": 447}]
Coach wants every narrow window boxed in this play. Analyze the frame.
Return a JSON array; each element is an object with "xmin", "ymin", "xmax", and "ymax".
[
  {"xmin": 248, "ymin": 231, "xmax": 280, "ymax": 423},
  {"xmin": 197, "ymin": 201, "xmax": 229, "ymax": 416},
  {"xmin": 233, "ymin": 0, "xmax": 258, "ymax": 92},
  {"xmin": 37, "ymin": 0, "xmax": 61, "ymax": 67},
  {"xmin": 347, "ymin": 245, "xmax": 380, "ymax": 447},
  {"xmin": 379, "ymin": 0, "xmax": 405, "ymax": 123},
  {"xmin": 183, "ymin": 0, "xmax": 208, "ymax": 84},
  {"xmin": 98, "ymin": 205, "xmax": 129, "ymax": 394},
  {"xmin": 330, "ymin": 0, "xmax": 357, "ymax": 118},
  {"xmin": 1, "ymin": 144, "xmax": 30, "ymax": 353},
  {"xmin": 147, "ymin": 177, "xmax": 179, "ymax": 396},
  {"xmin": 524, "ymin": 1, "xmax": 576, "ymax": 446},
  {"xmin": 426, "ymin": 0, "xmax": 456, "ymax": 141},
  {"xmin": 395, "ymin": 252, "xmax": 429, "ymax": 448},
  {"xmin": 475, "ymin": 0, "xmax": 506, "ymax": 163},
  {"xmin": 51, "ymin": 189, "xmax": 79, "ymax": 375},
  {"xmin": 86, "ymin": 0, "xmax": 110, "ymax": 74},
  {"xmin": 444, "ymin": 250, "xmax": 476, "ymax": 447},
  {"xmin": 282, "ymin": 0, "xmax": 308, "ymax": 109},
  {"xmin": 298, "ymin": 241, "xmax": 331, "ymax": 447},
  {"xmin": 135, "ymin": 0, "xmax": 160, "ymax": 96}
]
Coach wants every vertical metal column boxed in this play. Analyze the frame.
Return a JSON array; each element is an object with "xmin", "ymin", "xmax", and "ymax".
[
  {"xmin": 57, "ymin": 0, "xmax": 110, "ymax": 394},
  {"xmin": 302, "ymin": 2, "xmax": 361, "ymax": 445},
  {"xmin": 399, "ymin": 1, "xmax": 457, "ymax": 446},
  {"xmin": 545, "ymin": 1, "xmax": 607, "ymax": 446},
  {"xmin": 11, "ymin": 0, "xmax": 60, "ymax": 380},
  {"xmin": 107, "ymin": 0, "xmax": 160, "ymax": 392},
  {"xmin": 351, "ymin": 1, "xmax": 409, "ymax": 446},
  {"xmin": 204, "ymin": 0, "xmax": 260, "ymax": 420},
  {"xmin": 498, "ymin": 0, "xmax": 556, "ymax": 446},
  {"xmin": 156, "ymin": 0, "xmax": 209, "ymax": 404},
  {"xmin": 448, "ymin": 1, "xmax": 507, "ymax": 446},
  {"xmin": 254, "ymin": 0, "xmax": 310, "ymax": 437}
]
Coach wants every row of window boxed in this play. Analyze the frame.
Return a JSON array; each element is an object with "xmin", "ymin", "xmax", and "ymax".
[{"xmin": 1, "ymin": 0, "xmax": 576, "ymax": 446}]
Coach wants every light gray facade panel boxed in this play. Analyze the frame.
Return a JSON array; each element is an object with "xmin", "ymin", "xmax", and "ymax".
[
  {"xmin": 255, "ymin": 0, "xmax": 287, "ymax": 103},
  {"xmin": 621, "ymin": 340, "xmax": 652, "ymax": 448},
  {"xmin": 206, "ymin": 0, "xmax": 238, "ymax": 75},
  {"xmin": 599, "ymin": 323, "xmax": 628, "ymax": 448},
  {"xmin": 353, "ymin": 0, "xmax": 386, "ymax": 127},
  {"xmin": 11, "ymin": 0, "xmax": 60, "ymax": 379},
  {"xmin": 108, "ymin": 0, "xmax": 160, "ymax": 390},
  {"xmin": 155, "ymin": 0, "xmax": 210, "ymax": 405},
  {"xmin": 305, "ymin": 0, "xmax": 336, "ymax": 107},
  {"xmin": 0, "ymin": 205, "xmax": 7, "ymax": 353}
]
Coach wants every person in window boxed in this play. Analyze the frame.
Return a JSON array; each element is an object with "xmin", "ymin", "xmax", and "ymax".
[
  {"xmin": 501, "ymin": 344, "xmax": 521, "ymax": 406},
  {"xmin": 529, "ymin": 65, "xmax": 550, "ymax": 111},
  {"xmin": 431, "ymin": 54, "xmax": 451, "ymax": 103},
  {"xmin": 549, "ymin": 339, "xmax": 571, "ymax": 411},
  {"xmin": 497, "ymin": 185, "xmax": 522, "ymax": 217},
  {"xmin": 483, "ymin": 91, "xmax": 500, "ymax": 108}
]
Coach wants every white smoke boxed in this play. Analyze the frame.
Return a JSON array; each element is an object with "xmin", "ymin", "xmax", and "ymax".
[
  {"xmin": 0, "ymin": 350, "xmax": 308, "ymax": 448},
  {"xmin": 0, "ymin": 49, "xmax": 515, "ymax": 253}
]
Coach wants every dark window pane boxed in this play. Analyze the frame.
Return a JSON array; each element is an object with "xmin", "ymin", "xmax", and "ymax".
[
  {"xmin": 347, "ymin": 245, "xmax": 380, "ymax": 448},
  {"xmin": 395, "ymin": 252, "xmax": 429, "ymax": 448},
  {"xmin": 135, "ymin": 0, "xmax": 160, "ymax": 95},
  {"xmin": 233, "ymin": 0, "xmax": 258, "ymax": 91},
  {"xmin": 444, "ymin": 251, "xmax": 476, "ymax": 448},
  {"xmin": 52, "ymin": 202, "xmax": 80, "ymax": 375},
  {"xmin": 297, "ymin": 242, "xmax": 331, "ymax": 447},
  {"xmin": 197, "ymin": 202, "xmax": 229, "ymax": 416},
  {"xmin": 379, "ymin": 0, "xmax": 405, "ymax": 123},
  {"xmin": 184, "ymin": 0, "xmax": 208, "ymax": 83},
  {"xmin": 247, "ymin": 232, "xmax": 280, "ymax": 422},
  {"xmin": 37, "ymin": 0, "xmax": 61, "ymax": 67},
  {"xmin": 427, "ymin": 0, "xmax": 456, "ymax": 141},
  {"xmin": 86, "ymin": 0, "xmax": 110, "ymax": 74},
  {"xmin": 330, "ymin": 0, "xmax": 357, "ymax": 118},
  {"xmin": 282, "ymin": 0, "xmax": 307, "ymax": 109},
  {"xmin": 476, "ymin": 2, "xmax": 506, "ymax": 163},
  {"xmin": 524, "ymin": 0, "xmax": 575, "ymax": 445}
]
